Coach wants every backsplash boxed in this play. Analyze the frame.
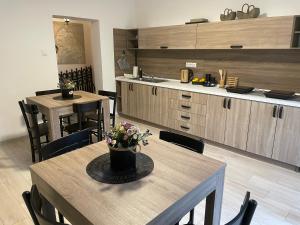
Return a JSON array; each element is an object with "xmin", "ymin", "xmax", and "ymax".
[{"xmin": 137, "ymin": 49, "xmax": 300, "ymax": 92}]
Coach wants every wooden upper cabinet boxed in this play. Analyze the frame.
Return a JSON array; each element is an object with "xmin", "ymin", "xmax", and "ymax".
[
  {"xmin": 272, "ymin": 106, "xmax": 300, "ymax": 166},
  {"xmin": 196, "ymin": 16, "xmax": 295, "ymax": 49},
  {"xmin": 138, "ymin": 24, "xmax": 197, "ymax": 49}
]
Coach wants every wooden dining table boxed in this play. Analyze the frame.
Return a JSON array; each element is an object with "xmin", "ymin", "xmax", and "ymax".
[
  {"xmin": 30, "ymin": 137, "xmax": 226, "ymax": 225},
  {"xmin": 26, "ymin": 90, "xmax": 110, "ymax": 141}
]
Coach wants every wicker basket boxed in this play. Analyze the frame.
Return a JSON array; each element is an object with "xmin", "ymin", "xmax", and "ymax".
[
  {"xmin": 237, "ymin": 3, "xmax": 250, "ymax": 19},
  {"xmin": 249, "ymin": 5, "xmax": 260, "ymax": 18},
  {"xmin": 220, "ymin": 8, "xmax": 237, "ymax": 21}
]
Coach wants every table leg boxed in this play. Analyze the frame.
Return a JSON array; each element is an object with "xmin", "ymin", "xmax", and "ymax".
[
  {"xmin": 204, "ymin": 169, "xmax": 225, "ymax": 225},
  {"xmin": 102, "ymin": 98, "xmax": 110, "ymax": 132},
  {"xmin": 47, "ymin": 109, "xmax": 61, "ymax": 141}
]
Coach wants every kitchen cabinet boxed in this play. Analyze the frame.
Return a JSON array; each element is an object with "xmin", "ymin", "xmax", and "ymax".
[
  {"xmin": 136, "ymin": 84, "xmax": 151, "ymax": 121},
  {"xmin": 121, "ymin": 82, "xmax": 137, "ymax": 117},
  {"xmin": 196, "ymin": 16, "xmax": 294, "ymax": 49},
  {"xmin": 138, "ymin": 24, "xmax": 197, "ymax": 49},
  {"xmin": 246, "ymin": 102, "xmax": 277, "ymax": 157},
  {"xmin": 224, "ymin": 98, "xmax": 252, "ymax": 150},
  {"xmin": 149, "ymin": 86, "xmax": 169, "ymax": 126},
  {"xmin": 272, "ymin": 106, "xmax": 300, "ymax": 166}
]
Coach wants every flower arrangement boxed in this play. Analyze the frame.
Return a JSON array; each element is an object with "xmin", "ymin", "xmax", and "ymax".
[
  {"xmin": 57, "ymin": 78, "xmax": 76, "ymax": 90},
  {"xmin": 106, "ymin": 122, "xmax": 152, "ymax": 149}
]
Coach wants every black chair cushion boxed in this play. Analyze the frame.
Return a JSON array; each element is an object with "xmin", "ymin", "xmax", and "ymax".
[{"xmin": 64, "ymin": 121, "xmax": 98, "ymax": 134}]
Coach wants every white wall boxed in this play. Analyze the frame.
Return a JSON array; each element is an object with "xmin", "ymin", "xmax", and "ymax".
[
  {"xmin": 135, "ymin": 0, "xmax": 300, "ymax": 27},
  {"xmin": 0, "ymin": 0, "xmax": 136, "ymax": 141}
]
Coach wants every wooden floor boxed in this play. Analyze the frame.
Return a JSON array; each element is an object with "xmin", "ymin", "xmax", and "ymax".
[{"xmin": 0, "ymin": 116, "xmax": 300, "ymax": 225}]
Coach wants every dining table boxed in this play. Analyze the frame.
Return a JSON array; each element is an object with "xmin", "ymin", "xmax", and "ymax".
[
  {"xmin": 26, "ymin": 90, "xmax": 110, "ymax": 141},
  {"xmin": 30, "ymin": 136, "xmax": 226, "ymax": 225}
]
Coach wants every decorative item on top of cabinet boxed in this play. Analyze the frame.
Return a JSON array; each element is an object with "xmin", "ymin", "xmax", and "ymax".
[
  {"xmin": 220, "ymin": 8, "xmax": 236, "ymax": 21},
  {"xmin": 237, "ymin": 4, "xmax": 260, "ymax": 19}
]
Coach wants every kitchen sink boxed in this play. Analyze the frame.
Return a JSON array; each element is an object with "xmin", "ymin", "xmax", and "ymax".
[{"xmin": 132, "ymin": 77, "xmax": 168, "ymax": 83}]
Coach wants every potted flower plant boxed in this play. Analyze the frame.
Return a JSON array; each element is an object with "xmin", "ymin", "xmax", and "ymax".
[
  {"xmin": 106, "ymin": 122, "xmax": 151, "ymax": 171},
  {"xmin": 57, "ymin": 78, "xmax": 76, "ymax": 99}
]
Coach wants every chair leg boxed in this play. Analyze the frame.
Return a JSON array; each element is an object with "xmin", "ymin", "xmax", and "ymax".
[
  {"xmin": 59, "ymin": 118, "xmax": 64, "ymax": 137},
  {"xmin": 175, "ymin": 222, "xmax": 179, "ymax": 225},
  {"xmin": 31, "ymin": 146, "xmax": 36, "ymax": 163},
  {"xmin": 184, "ymin": 209, "xmax": 195, "ymax": 225},
  {"xmin": 46, "ymin": 135, "xmax": 49, "ymax": 143},
  {"xmin": 58, "ymin": 212, "xmax": 64, "ymax": 223},
  {"xmin": 67, "ymin": 116, "xmax": 71, "ymax": 125}
]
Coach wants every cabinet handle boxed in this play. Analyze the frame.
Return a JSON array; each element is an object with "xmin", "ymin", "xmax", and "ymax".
[
  {"xmin": 227, "ymin": 98, "xmax": 232, "ymax": 109},
  {"xmin": 230, "ymin": 44, "xmax": 243, "ymax": 49},
  {"xmin": 223, "ymin": 98, "xmax": 227, "ymax": 109},
  {"xmin": 180, "ymin": 125, "xmax": 190, "ymax": 130},
  {"xmin": 273, "ymin": 105, "xmax": 278, "ymax": 118},
  {"xmin": 279, "ymin": 106, "xmax": 284, "ymax": 119},
  {"xmin": 181, "ymin": 105, "xmax": 191, "ymax": 109},
  {"xmin": 160, "ymin": 46, "xmax": 168, "ymax": 49},
  {"xmin": 182, "ymin": 94, "xmax": 192, "ymax": 99},
  {"xmin": 155, "ymin": 87, "xmax": 158, "ymax": 96},
  {"xmin": 181, "ymin": 115, "xmax": 191, "ymax": 120}
]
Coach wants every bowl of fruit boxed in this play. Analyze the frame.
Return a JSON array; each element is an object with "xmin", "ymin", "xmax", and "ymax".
[{"xmin": 192, "ymin": 76, "xmax": 206, "ymax": 85}]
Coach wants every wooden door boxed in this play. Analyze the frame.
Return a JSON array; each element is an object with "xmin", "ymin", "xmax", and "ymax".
[
  {"xmin": 224, "ymin": 99, "xmax": 251, "ymax": 150},
  {"xmin": 155, "ymin": 87, "xmax": 169, "ymax": 126},
  {"xmin": 205, "ymin": 95, "xmax": 227, "ymax": 144},
  {"xmin": 138, "ymin": 24, "xmax": 197, "ymax": 49},
  {"xmin": 121, "ymin": 82, "xmax": 130, "ymax": 115},
  {"xmin": 196, "ymin": 16, "xmax": 294, "ymax": 49},
  {"xmin": 246, "ymin": 102, "xmax": 278, "ymax": 157},
  {"xmin": 272, "ymin": 106, "xmax": 300, "ymax": 166},
  {"xmin": 136, "ymin": 84, "xmax": 151, "ymax": 121},
  {"xmin": 120, "ymin": 82, "xmax": 137, "ymax": 117}
]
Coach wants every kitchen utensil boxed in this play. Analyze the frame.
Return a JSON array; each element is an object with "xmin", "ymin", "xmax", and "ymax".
[
  {"xmin": 219, "ymin": 69, "xmax": 225, "ymax": 88},
  {"xmin": 180, "ymin": 68, "xmax": 194, "ymax": 83},
  {"xmin": 227, "ymin": 76, "xmax": 239, "ymax": 87},
  {"xmin": 220, "ymin": 8, "xmax": 236, "ymax": 21},
  {"xmin": 264, "ymin": 90, "xmax": 295, "ymax": 100},
  {"xmin": 226, "ymin": 86, "xmax": 254, "ymax": 94}
]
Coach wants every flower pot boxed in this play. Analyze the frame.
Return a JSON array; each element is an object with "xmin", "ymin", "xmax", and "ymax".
[
  {"xmin": 61, "ymin": 89, "xmax": 74, "ymax": 99},
  {"xmin": 109, "ymin": 145, "xmax": 137, "ymax": 171}
]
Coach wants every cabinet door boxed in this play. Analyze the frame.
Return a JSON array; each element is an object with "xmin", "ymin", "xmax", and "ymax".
[
  {"xmin": 120, "ymin": 82, "xmax": 137, "ymax": 117},
  {"xmin": 196, "ymin": 16, "xmax": 294, "ymax": 49},
  {"xmin": 224, "ymin": 99, "xmax": 251, "ymax": 150},
  {"xmin": 155, "ymin": 87, "xmax": 169, "ymax": 126},
  {"xmin": 205, "ymin": 95, "xmax": 227, "ymax": 144},
  {"xmin": 136, "ymin": 84, "xmax": 151, "ymax": 121},
  {"xmin": 121, "ymin": 82, "xmax": 130, "ymax": 115},
  {"xmin": 246, "ymin": 102, "xmax": 277, "ymax": 157},
  {"xmin": 138, "ymin": 24, "xmax": 197, "ymax": 49},
  {"xmin": 272, "ymin": 106, "xmax": 300, "ymax": 166}
]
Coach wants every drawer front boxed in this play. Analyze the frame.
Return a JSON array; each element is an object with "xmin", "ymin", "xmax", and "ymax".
[
  {"xmin": 169, "ymin": 120, "xmax": 205, "ymax": 137},
  {"xmin": 170, "ymin": 110, "xmax": 206, "ymax": 127},
  {"xmin": 169, "ymin": 99, "xmax": 207, "ymax": 115},
  {"xmin": 168, "ymin": 89, "xmax": 208, "ymax": 104}
]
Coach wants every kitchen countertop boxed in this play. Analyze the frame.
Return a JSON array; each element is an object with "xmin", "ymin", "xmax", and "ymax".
[{"xmin": 116, "ymin": 76, "xmax": 300, "ymax": 108}]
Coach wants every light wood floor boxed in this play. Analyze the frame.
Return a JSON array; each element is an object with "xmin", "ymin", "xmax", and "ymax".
[{"xmin": 0, "ymin": 116, "xmax": 300, "ymax": 225}]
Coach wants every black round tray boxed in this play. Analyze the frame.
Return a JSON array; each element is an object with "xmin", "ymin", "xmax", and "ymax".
[
  {"xmin": 86, "ymin": 153, "xmax": 154, "ymax": 184},
  {"xmin": 53, "ymin": 95, "xmax": 82, "ymax": 101}
]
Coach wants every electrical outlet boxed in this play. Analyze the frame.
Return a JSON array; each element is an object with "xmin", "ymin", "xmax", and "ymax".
[{"xmin": 186, "ymin": 62, "xmax": 197, "ymax": 68}]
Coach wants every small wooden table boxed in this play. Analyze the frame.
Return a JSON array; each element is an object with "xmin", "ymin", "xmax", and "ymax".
[
  {"xmin": 30, "ymin": 137, "xmax": 226, "ymax": 225},
  {"xmin": 26, "ymin": 91, "xmax": 110, "ymax": 141}
]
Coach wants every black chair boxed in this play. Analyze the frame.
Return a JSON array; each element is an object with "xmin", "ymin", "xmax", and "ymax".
[
  {"xmin": 86, "ymin": 90, "xmax": 117, "ymax": 127},
  {"xmin": 225, "ymin": 192, "xmax": 257, "ymax": 225},
  {"xmin": 160, "ymin": 131, "xmax": 204, "ymax": 225},
  {"xmin": 19, "ymin": 100, "xmax": 49, "ymax": 163},
  {"xmin": 64, "ymin": 101, "xmax": 102, "ymax": 141},
  {"xmin": 35, "ymin": 89, "xmax": 72, "ymax": 137},
  {"xmin": 41, "ymin": 129, "xmax": 92, "ymax": 160},
  {"xmin": 22, "ymin": 185, "xmax": 68, "ymax": 225}
]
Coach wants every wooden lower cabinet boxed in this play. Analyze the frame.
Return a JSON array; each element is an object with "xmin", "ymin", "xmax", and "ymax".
[
  {"xmin": 246, "ymin": 102, "xmax": 277, "ymax": 157},
  {"xmin": 205, "ymin": 95, "xmax": 227, "ymax": 144},
  {"xmin": 272, "ymin": 106, "xmax": 300, "ymax": 167},
  {"xmin": 136, "ymin": 84, "xmax": 151, "ymax": 121},
  {"xmin": 224, "ymin": 99, "xmax": 251, "ymax": 150},
  {"xmin": 121, "ymin": 82, "xmax": 137, "ymax": 117}
]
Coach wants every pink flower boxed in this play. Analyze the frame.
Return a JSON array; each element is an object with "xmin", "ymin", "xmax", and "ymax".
[{"xmin": 123, "ymin": 135, "xmax": 129, "ymax": 141}]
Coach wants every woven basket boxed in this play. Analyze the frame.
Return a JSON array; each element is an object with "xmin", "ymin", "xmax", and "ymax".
[
  {"xmin": 249, "ymin": 5, "xmax": 260, "ymax": 18},
  {"xmin": 237, "ymin": 3, "xmax": 250, "ymax": 19},
  {"xmin": 220, "ymin": 8, "xmax": 236, "ymax": 21}
]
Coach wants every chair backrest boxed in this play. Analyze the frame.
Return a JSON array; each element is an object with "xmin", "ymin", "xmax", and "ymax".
[
  {"xmin": 22, "ymin": 185, "xmax": 68, "ymax": 225},
  {"xmin": 225, "ymin": 192, "xmax": 257, "ymax": 225},
  {"xmin": 18, "ymin": 100, "xmax": 40, "ymax": 137},
  {"xmin": 98, "ymin": 90, "xmax": 117, "ymax": 115},
  {"xmin": 73, "ymin": 101, "xmax": 102, "ymax": 130},
  {"xmin": 41, "ymin": 129, "xmax": 91, "ymax": 160},
  {"xmin": 36, "ymin": 89, "xmax": 61, "ymax": 96},
  {"xmin": 159, "ymin": 131, "xmax": 204, "ymax": 154}
]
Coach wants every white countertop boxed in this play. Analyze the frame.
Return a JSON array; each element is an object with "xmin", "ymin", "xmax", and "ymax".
[{"xmin": 116, "ymin": 76, "xmax": 300, "ymax": 108}]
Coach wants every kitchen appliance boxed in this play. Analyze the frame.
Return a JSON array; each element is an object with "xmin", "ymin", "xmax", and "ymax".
[
  {"xmin": 180, "ymin": 68, "xmax": 193, "ymax": 83},
  {"xmin": 264, "ymin": 90, "xmax": 295, "ymax": 100},
  {"xmin": 226, "ymin": 86, "xmax": 254, "ymax": 94}
]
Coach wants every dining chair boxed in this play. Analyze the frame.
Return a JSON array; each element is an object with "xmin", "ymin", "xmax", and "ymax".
[
  {"xmin": 159, "ymin": 131, "xmax": 204, "ymax": 225},
  {"xmin": 22, "ymin": 185, "xmax": 69, "ymax": 225},
  {"xmin": 35, "ymin": 89, "xmax": 72, "ymax": 137},
  {"xmin": 86, "ymin": 90, "xmax": 117, "ymax": 127},
  {"xmin": 41, "ymin": 128, "xmax": 92, "ymax": 160},
  {"xmin": 64, "ymin": 100, "xmax": 102, "ymax": 141},
  {"xmin": 225, "ymin": 191, "xmax": 257, "ymax": 225},
  {"xmin": 18, "ymin": 100, "xmax": 49, "ymax": 163}
]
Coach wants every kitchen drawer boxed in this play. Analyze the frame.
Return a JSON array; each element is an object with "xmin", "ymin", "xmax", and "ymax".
[
  {"xmin": 168, "ymin": 89, "xmax": 208, "ymax": 105},
  {"xmin": 169, "ymin": 99, "xmax": 207, "ymax": 115},
  {"xmin": 170, "ymin": 110, "xmax": 206, "ymax": 127},
  {"xmin": 169, "ymin": 120, "xmax": 205, "ymax": 137}
]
